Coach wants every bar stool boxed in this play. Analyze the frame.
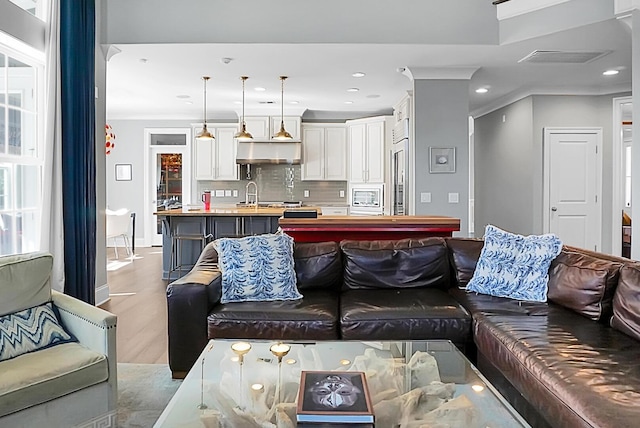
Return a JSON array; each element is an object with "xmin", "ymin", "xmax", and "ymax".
[{"xmin": 167, "ymin": 218, "xmax": 212, "ymax": 281}]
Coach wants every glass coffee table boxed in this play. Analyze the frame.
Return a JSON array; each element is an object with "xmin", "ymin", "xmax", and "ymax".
[{"xmin": 154, "ymin": 340, "xmax": 530, "ymax": 427}]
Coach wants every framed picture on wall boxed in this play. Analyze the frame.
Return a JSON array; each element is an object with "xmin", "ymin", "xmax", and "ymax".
[
  {"xmin": 115, "ymin": 164, "xmax": 132, "ymax": 181},
  {"xmin": 429, "ymin": 147, "xmax": 456, "ymax": 173}
]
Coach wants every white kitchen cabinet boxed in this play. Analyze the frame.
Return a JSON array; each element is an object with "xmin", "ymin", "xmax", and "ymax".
[
  {"xmin": 193, "ymin": 126, "xmax": 239, "ymax": 181},
  {"xmin": 243, "ymin": 116, "xmax": 301, "ymax": 140},
  {"xmin": 301, "ymin": 124, "xmax": 347, "ymax": 181},
  {"xmin": 243, "ymin": 116, "xmax": 270, "ymax": 140},
  {"xmin": 347, "ymin": 117, "xmax": 387, "ymax": 183},
  {"xmin": 320, "ymin": 206, "xmax": 348, "ymax": 215},
  {"xmin": 270, "ymin": 116, "xmax": 301, "ymax": 141}
]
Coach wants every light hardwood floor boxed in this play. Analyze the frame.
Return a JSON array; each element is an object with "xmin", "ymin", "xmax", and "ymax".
[{"xmin": 100, "ymin": 246, "xmax": 169, "ymax": 364}]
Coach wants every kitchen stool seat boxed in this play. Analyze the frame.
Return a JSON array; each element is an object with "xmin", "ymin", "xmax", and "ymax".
[{"xmin": 168, "ymin": 218, "xmax": 211, "ymax": 281}]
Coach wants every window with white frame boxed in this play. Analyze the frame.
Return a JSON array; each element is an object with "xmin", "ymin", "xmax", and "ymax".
[{"xmin": 0, "ymin": 50, "xmax": 42, "ymax": 256}]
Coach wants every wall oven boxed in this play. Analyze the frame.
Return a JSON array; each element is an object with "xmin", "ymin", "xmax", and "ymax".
[{"xmin": 350, "ymin": 183, "xmax": 384, "ymax": 216}]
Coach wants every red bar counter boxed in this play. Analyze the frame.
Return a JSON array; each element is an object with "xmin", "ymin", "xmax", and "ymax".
[{"xmin": 278, "ymin": 215, "xmax": 460, "ymax": 242}]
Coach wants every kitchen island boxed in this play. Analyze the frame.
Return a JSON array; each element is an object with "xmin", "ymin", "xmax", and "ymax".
[
  {"xmin": 156, "ymin": 205, "xmax": 321, "ymax": 280},
  {"xmin": 279, "ymin": 215, "xmax": 461, "ymax": 242}
]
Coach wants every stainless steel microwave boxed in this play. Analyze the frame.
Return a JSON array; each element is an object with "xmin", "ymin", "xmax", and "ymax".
[{"xmin": 350, "ymin": 184, "xmax": 383, "ymax": 208}]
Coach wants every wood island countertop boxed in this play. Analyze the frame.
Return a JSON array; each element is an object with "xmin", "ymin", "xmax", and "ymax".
[
  {"xmin": 155, "ymin": 205, "xmax": 322, "ymax": 217},
  {"xmin": 279, "ymin": 215, "xmax": 460, "ymax": 242}
]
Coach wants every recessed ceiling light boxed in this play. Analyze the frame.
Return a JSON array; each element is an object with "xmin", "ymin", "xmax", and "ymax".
[
  {"xmin": 475, "ymin": 88, "xmax": 489, "ymax": 94},
  {"xmin": 139, "ymin": 58, "xmax": 148, "ymax": 64},
  {"xmin": 289, "ymin": 100, "xmax": 299, "ymax": 104},
  {"xmin": 366, "ymin": 94, "xmax": 380, "ymax": 99},
  {"xmin": 233, "ymin": 101, "xmax": 242, "ymax": 105},
  {"xmin": 352, "ymin": 72, "xmax": 366, "ymax": 78},
  {"xmin": 184, "ymin": 101, "xmax": 193, "ymax": 105},
  {"xmin": 347, "ymin": 88, "xmax": 359, "ymax": 92},
  {"xmin": 176, "ymin": 94, "xmax": 190, "ymax": 99},
  {"xmin": 344, "ymin": 101, "xmax": 354, "ymax": 104},
  {"xmin": 603, "ymin": 69, "xmax": 619, "ymax": 76},
  {"xmin": 254, "ymin": 87, "xmax": 266, "ymax": 92}
]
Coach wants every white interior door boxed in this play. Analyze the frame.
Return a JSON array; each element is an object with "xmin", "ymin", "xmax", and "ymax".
[{"xmin": 544, "ymin": 128, "xmax": 602, "ymax": 251}]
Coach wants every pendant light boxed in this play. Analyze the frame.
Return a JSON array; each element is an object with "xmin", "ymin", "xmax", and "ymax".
[
  {"xmin": 273, "ymin": 76, "xmax": 293, "ymax": 140},
  {"xmin": 196, "ymin": 76, "xmax": 214, "ymax": 140},
  {"xmin": 234, "ymin": 76, "xmax": 253, "ymax": 141}
]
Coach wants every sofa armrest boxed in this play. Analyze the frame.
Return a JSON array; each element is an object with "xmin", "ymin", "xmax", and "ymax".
[
  {"xmin": 166, "ymin": 242, "xmax": 222, "ymax": 377},
  {"xmin": 51, "ymin": 290, "xmax": 117, "ymax": 409}
]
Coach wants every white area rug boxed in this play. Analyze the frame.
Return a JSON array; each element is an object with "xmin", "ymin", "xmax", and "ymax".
[{"xmin": 117, "ymin": 363, "xmax": 182, "ymax": 428}]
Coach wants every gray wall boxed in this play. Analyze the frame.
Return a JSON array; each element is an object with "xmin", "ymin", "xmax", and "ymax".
[
  {"xmin": 474, "ymin": 97, "xmax": 534, "ymax": 236},
  {"xmin": 413, "ymin": 79, "xmax": 470, "ymax": 236},
  {"xmin": 475, "ymin": 92, "xmax": 629, "ymax": 254}
]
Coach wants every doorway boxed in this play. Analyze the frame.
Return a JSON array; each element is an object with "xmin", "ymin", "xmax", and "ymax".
[
  {"xmin": 143, "ymin": 129, "xmax": 191, "ymax": 246},
  {"xmin": 612, "ymin": 97, "xmax": 632, "ymax": 257},
  {"xmin": 543, "ymin": 127, "xmax": 602, "ymax": 251}
]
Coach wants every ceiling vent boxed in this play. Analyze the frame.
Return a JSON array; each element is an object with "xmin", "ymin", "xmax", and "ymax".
[
  {"xmin": 518, "ymin": 50, "xmax": 610, "ymax": 64},
  {"xmin": 259, "ymin": 101, "xmax": 276, "ymax": 104}
]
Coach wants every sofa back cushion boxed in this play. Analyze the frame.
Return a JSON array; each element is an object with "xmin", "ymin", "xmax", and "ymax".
[
  {"xmin": 446, "ymin": 238, "xmax": 484, "ymax": 288},
  {"xmin": 611, "ymin": 264, "xmax": 640, "ymax": 341},
  {"xmin": 548, "ymin": 250, "xmax": 622, "ymax": 322},
  {"xmin": 340, "ymin": 237, "xmax": 449, "ymax": 290},
  {"xmin": 0, "ymin": 252, "xmax": 53, "ymax": 317},
  {"xmin": 294, "ymin": 241, "xmax": 342, "ymax": 291}
]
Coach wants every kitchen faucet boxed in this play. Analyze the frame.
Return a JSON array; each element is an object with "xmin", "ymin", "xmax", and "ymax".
[{"xmin": 245, "ymin": 181, "xmax": 258, "ymax": 206}]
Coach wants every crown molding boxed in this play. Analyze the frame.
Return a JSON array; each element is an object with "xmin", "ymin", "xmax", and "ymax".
[
  {"xmin": 471, "ymin": 83, "xmax": 631, "ymax": 118},
  {"xmin": 403, "ymin": 67, "xmax": 479, "ymax": 81}
]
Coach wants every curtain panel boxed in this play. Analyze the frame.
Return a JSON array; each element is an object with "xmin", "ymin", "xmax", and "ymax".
[{"xmin": 60, "ymin": 0, "xmax": 96, "ymax": 304}]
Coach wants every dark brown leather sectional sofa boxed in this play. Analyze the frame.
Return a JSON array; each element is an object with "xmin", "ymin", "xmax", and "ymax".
[{"xmin": 166, "ymin": 236, "xmax": 640, "ymax": 428}]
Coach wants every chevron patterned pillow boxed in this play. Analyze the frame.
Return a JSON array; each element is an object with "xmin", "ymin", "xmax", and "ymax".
[{"xmin": 0, "ymin": 302, "xmax": 76, "ymax": 361}]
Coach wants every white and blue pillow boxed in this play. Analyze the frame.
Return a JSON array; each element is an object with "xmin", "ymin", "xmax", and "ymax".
[
  {"xmin": 0, "ymin": 302, "xmax": 76, "ymax": 361},
  {"xmin": 467, "ymin": 225, "xmax": 563, "ymax": 302},
  {"xmin": 215, "ymin": 233, "xmax": 302, "ymax": 303}
]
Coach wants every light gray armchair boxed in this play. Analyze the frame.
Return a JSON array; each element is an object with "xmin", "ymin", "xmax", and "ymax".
[{"xmin": 0, "ymin": 252, "xmax": 117, "ymax": 428}]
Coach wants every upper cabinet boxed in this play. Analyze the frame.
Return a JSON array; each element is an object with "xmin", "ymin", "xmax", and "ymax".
[
  {"xmin": 301, "ymin": 124, "xmax": 347, "ymax": 181},
  {"xmin": 244, "ymin": 116, "xmax": 301, "ymax": 141},
  {"xmin": 270, "ymin": 116, "xmax": 301, "ymax": 141},
  {"xmin": 193, "ymin": 126, "xmax": 239, "ymax": 181},
  {"xmin": 347, "ymin": 117, "xmax": 390, "ymax": 183}
]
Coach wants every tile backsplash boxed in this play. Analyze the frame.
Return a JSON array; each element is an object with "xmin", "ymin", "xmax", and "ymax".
[{"xmin": 195, "ymin": 164, "xmax": 348, "ymax": 205}]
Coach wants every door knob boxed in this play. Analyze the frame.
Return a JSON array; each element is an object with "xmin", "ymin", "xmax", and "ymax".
[{"xmin": 551, "ymin": 207, "xmax": 558, "ymax": 211}]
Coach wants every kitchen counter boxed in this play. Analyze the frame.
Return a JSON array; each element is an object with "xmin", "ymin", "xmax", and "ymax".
[
  {"xmin": 279, "ymin": 215, "xmax": 461, "ymax": 242},
  {"xmin": 155, "ymin": 205, "xmax": 322, "ymax": 217}
]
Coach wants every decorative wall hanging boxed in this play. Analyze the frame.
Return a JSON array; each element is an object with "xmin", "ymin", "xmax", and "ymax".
[
  {"xmin": 429, "ymin": 147, "xmax": 456, "ymax": 173},
  {"xmin": 105, "ymin": 124, "xmax": 116, "ymax": 154}
]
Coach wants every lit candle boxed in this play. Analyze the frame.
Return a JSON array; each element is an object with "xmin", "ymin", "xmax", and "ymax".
[
  {"xmin": 270, "ymin": 342, "xmax": 291, "ymax": 362},
  {"xmin": 231, "ymin": 341, "xmax": 252, "ymax": 364}
]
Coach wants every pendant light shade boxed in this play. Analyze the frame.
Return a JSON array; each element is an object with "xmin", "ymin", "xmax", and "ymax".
[
  {"xmin": 196, "ymin": 76, "xmax": 214, "ymax": 140},
  {"xmin": 273, "ymin": 76, "xmax": 293, "ymax": 140},
  {"xmin": 235, "ymin": 76, "xmax": 253, "ymax": 141}
]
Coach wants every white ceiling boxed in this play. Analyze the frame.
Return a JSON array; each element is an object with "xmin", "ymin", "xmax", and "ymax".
[{"xmin": 105, "ymin": 7, "xmax": 631, "ymax": 121}]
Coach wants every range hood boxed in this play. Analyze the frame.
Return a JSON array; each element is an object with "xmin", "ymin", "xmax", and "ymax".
[{"xmin": 236, "ymin": 140, "xmax": 302, "ymax": 165}]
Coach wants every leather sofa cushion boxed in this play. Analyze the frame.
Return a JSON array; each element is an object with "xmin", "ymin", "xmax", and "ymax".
[
  {"xmin": 207, "ymin": 290, "xmax": 339, "ymax": 340},
  {"xmin": 340, "ymin": 288, "xmax": 471, "ymax": 344},
  {"xmin": 611, "ymin": 264, "xmax": 640, "ymax": 341},
  {"xmin": 340, "ymin": 237, "xmax": 449, "ymax": 290},
  {"xmin": 474, "ymin": 308, "xmax": 640, "ymax": 428},
  {"xmin": 446, "ymin": 238, "xmax": 484, "ymax": 288},
  {"xmin": 294, "ymin": 241, "xmax": 342, "ymax": 291},
  {"xmin": 0, "ymin": 342, "xmax": 107, "ymax": 417},
  {"xmin": 449, "ymin": 287, "xmax": 549, "ymax": 318},
  {"xmin": 548, "ymin": 250, "xmax": 622, "ymax": 322}
]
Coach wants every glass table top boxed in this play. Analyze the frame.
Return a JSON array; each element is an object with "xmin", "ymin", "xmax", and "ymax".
[{"xmin": 154, "ymin": 339, "xmax": 530, "ymax": 428}]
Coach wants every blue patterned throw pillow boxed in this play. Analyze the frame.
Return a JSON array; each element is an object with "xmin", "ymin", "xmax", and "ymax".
[
  {"xmin": 0, "ymin": 302, "xmax": 76, "ymax": 361},
  {"xmin": 466, "ymin": 225, "xmax": 563, "ymax": 302},
  {"xmin": 215, "ymin": 233, "xmax": 302, "ymax": 303}
]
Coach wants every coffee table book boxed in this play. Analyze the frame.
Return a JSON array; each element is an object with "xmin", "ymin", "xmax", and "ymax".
[{"xmin": 296, "ymin": 371, "xmax": 374, "ymax": 424}]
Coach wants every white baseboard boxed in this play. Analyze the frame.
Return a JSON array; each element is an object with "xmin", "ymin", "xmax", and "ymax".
[{"xmin": 95, "ymin": 283, "xmax": 110, "ymax": 306}]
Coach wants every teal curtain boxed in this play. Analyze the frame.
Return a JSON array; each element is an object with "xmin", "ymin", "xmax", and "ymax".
[{"xmin": 60, "ymin": 0, "xmax": 96, "ymax": 304}]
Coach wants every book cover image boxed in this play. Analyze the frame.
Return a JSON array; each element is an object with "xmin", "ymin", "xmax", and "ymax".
[{"xmin": 297, "ymin": 371, "xmax": 374, "ymax": 424}]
